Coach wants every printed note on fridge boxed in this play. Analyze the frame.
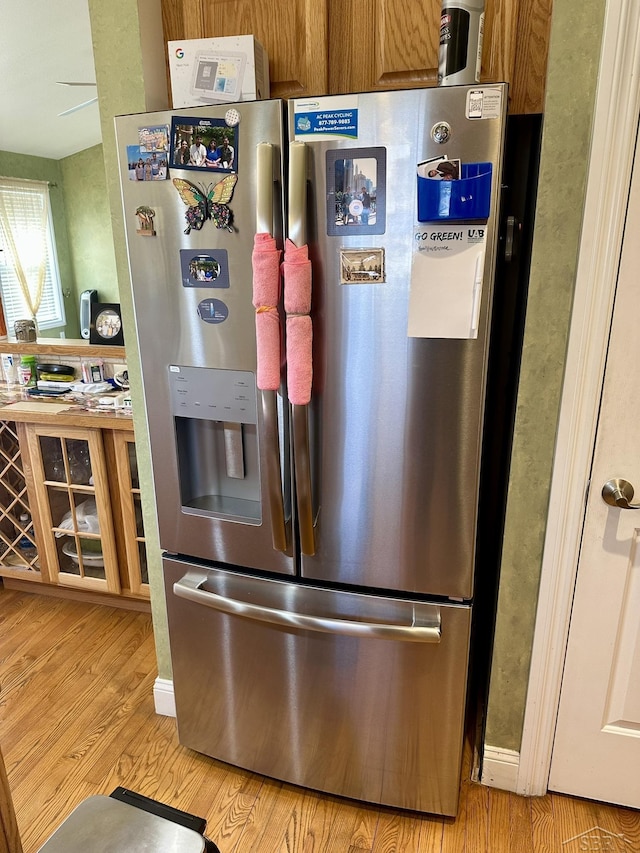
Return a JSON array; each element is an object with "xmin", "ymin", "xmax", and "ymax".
[{"xmin": 408, "ymin": 225, "xmax": 488, "ymax": 339}]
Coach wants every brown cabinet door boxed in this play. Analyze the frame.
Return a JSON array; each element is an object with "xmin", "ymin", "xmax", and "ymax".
[
  {"xmin": 328, "ymin": 0, "xmax": 549, "ymax": 112},
  {"xmin": 162, "ymin": 0, "xmax": 329, "ymax": 98},
  {"xmin": 328, "ymin": 0, "xmax": 440, "ymax": 94}
]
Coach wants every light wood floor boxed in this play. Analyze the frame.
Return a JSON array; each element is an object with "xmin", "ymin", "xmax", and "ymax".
[{"xmin": 0, "ymin": 585, "xmax": 638, "ymax": 853}]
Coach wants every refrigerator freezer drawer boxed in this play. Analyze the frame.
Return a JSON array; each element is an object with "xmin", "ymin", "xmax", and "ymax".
[{"xmin": 164, "ymin": 557, "xmax": 472, "ymax": 816}]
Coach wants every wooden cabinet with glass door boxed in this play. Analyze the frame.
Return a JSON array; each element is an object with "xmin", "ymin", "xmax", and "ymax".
[
  {"xmin": 23, "ymin": 424, "xmax": 121, "ymax": 594},
  {"xmin": 105, "ymin": 430, "xmax": 149, "ymax": 598}
]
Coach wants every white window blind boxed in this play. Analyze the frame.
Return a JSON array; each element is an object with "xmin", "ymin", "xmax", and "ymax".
[{"xmin": 0, "ymin": 178, "xmax": 66, "ymax": 331}]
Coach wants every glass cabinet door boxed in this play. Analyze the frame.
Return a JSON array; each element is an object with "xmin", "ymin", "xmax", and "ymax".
[
  {"xmin": 112, "ymin": 431, "xmax": 149, "ymax": 597},
  {"xmin": 25, "ymin": 426, "xmax": 120, "ymax": 594}
]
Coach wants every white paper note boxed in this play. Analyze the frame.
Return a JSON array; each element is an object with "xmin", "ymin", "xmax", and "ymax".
[{"xmin": 408, "ymin": 224, "xmax": 488, "ymax": 339}]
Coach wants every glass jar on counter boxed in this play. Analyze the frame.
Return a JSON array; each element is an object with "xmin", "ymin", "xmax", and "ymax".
[
  {"xmin": 14, "ymin": 319, "xmax": 37, "ymax": 342},
  {"xmin": 18, "ymin": 355, "xmax": 37, "ymax": 388}
]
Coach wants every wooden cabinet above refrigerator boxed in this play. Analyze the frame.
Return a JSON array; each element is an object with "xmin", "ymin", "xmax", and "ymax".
[{"xmin": 160, "ymin": 0, "xmax": 551, "ymax": 114}]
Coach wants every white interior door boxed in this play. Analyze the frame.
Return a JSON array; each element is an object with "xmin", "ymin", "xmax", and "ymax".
[{"xmin": 549, "ymin": 122, "xmax": 640, "ymax": 807}]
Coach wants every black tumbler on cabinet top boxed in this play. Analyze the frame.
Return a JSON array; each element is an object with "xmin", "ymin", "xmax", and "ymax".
[{"xmin": 438, "ymin": 0, "xmax": 486, "ymax": 86}]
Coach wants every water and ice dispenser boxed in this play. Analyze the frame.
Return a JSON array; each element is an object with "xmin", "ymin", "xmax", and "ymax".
[{"xmin": 168, "ymin": 366, "xmax": 261, "ymax": 524}]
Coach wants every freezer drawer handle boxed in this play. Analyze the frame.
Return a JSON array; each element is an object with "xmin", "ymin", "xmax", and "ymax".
[{"xmin": 174, "ymin": 572, "xmax": 442, "ymax": 643}]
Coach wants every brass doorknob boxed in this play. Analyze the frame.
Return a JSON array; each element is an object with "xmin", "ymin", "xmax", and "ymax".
[{"xmin": 601, "ymin": 478, "xmax": 640, "ymax": 509}]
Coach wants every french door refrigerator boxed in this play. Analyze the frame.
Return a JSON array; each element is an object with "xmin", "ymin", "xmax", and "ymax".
[{"xmin": 115, "ymin": 84, "xmax": 507, "ymax": 817}]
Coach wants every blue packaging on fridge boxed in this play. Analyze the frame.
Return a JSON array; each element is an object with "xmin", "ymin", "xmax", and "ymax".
[{"xmin": 417, "ymin": 162, "xmax": 492, "ymax": 222}]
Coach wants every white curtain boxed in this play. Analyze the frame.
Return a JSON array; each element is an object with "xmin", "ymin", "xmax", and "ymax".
[{"xmin": 0, "ymin": 177, "xmax": 50, "ymax": 322}]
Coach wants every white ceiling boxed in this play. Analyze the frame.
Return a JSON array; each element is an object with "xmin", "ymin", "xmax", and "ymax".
[{"xmin": 0, "ymin": 0, "xmax": 102, "ymax": 160}]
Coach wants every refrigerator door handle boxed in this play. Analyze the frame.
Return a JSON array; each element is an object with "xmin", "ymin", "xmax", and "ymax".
[
  {"xmin": 261, "ymin": 390, "xmax": 288, "ymax": 551},
  {"xmin": 255, "ymin": 141, "xmax": 288, "ymax": 552},
  {"xmin": 174, "ymin": 571, "xmax": 442, "ymax": 643},
  {"xmin": 288, "ymin": 141, "xmax": 307, "ymax": 247},
  {"xmin": 287, "ymin": 141, "xmax": 316, "ymax": 556},
  {"xmin": 292, "ymin": 403, "xmax": 315, "ymax": 555},
  {"xmin": 256, "ymin": 142, "xmax": 274, "ymax": 235}
]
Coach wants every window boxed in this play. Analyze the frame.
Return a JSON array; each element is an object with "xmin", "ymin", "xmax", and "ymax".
[{"xmin": 0, "ymin": 178, "xmax": 66, "ymax": 332}]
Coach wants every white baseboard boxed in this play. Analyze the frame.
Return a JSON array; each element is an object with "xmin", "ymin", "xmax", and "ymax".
[
  {"xmin": 480, "ymin": 746, "xmax": 520, "ymax": 792},
  {"xmin": 153, "ymin": 677, "xmax": 176, "ymax": 717}
]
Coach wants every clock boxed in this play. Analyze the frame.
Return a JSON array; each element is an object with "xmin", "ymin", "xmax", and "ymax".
[{"xmin": 89, "ymin": 303, "xmax": 124, "ymax": 346}]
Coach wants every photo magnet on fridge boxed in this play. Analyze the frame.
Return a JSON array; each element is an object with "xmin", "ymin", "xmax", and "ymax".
[
  {"xmin": 126, "ymin": 145, "xmax": 168, "ymax": 181},
  {"xmin": 138, "ymin": 124, "xmax": 170, "ymax": 153},
  {"xmin": 170, "ymin": 116, "xmax": 237, "ymax": 173}
]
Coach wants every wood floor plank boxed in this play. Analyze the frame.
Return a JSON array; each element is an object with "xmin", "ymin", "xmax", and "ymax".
[
  {"xmin": 188, "ymin": 765, "xmax": 264, "ymax": 853},
  {"xmin": 371, "ymin": 808, "xmax": 443, "ymax": 853},
  {"xmin": 232, "ymin": 778, "xmax": 307, "ymax": 851},
  {"xmin": 463, "ymin": 778, "xmax": 489, "ymax": 852},
  {"xmin": 595, "ymin": 799, "xmax": 640, "ymax": 852},
  {"xmin": 486, "ymin": 786, "xmax": 511, "ymax": 853},
  {"xmin": 508, "ymin": 791, "xmax": 533, "ymax": 852},
  {"xmin": 440, "ymin": 781, "xmax": 467, "ymax": 851},
  {"xmin": 530, "ymin": 794, "xmax": 556, "ymax": 853},
  {"xmin": 551, "ymin": 792, "xmax": 600, "ymax": 851},
  {"xmin": 2, "ymin": 587, "xmax": 640, "ymax": 853}
]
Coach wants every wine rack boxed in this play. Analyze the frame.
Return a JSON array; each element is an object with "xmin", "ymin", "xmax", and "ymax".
[{"xmin": 0, "ymin": 420, "xmax": 38, "ymax": 572}]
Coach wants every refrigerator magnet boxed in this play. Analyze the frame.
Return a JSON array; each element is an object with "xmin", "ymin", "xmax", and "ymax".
[
  {"xmin": 172, "ymin": 174, "xmax": 238, "ymax": 234},
  {"xmin": 138, "ymin": 124, "xmax": 170, "ymax": 153},
  {"xmin": 197, "ymin": 298, "xmax": 229, "ymax": 324},
  {"xmin": 180, "ymin": 249, "xmax": 230, "ymax": 288},
  {"xmin": 326, "ymin": 147, "xmax": 386, "ymax": 237},
  {"xmin": 339, "ymin": 249, "xmax": 385, "ymax": 284},
  {"xmin": 135, "ymin": 206, "xmax": 156, "ymax": 236},
  {"xmin": 127, "ymin": 145, "xmax": 168, "ymax": 181},
  {"xmin": 170, "ymin": 116, "xmax": 238, "ymax": 173}
]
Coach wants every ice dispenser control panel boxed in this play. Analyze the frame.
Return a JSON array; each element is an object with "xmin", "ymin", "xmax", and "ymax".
[{"xmin": 168, "ymin": 365, "xmax": 257, "ymax": 423}]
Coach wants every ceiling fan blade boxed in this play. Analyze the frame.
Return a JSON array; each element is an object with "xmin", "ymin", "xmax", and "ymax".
[
  {"xmin": 57, "ymin": 97, "xmax": 99, "ymax": 117},
  {"xmin": 56, "ymin": 81, "xmax": 97, "ymax": 87}
]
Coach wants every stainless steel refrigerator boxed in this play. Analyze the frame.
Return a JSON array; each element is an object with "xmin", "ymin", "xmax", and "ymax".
[{"xmin": 115, "ymin": 84, "xmax": 507, "ymax": 817}]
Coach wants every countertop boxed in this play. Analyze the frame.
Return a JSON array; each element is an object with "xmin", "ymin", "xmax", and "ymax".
[
  {"xmin": 0, "ymin": 390, "xmax": 134, "ymax": 431},
  {"xmin": 0, "ymin": 338, "xmax": 131, "ymax": 429}
]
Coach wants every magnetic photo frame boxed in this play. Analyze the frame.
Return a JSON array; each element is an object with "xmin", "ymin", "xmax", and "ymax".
[
  {"xmin": 90, "ymin": 303, "xmax": 124, "ymax": 346},
  {"xmin": 170, "ymin": 116, "xmax": 237, "ymax": 174},
  {"xmin": 126, "ymin": 145, "xmax": 168, "ymax": 181},
  {"xmin": 180, "ymin": 249, "xmax": 230, "ymax": 288},
  {"xmin": 326, "ymin": 147, "xmax": 387, "ymax": 237}
]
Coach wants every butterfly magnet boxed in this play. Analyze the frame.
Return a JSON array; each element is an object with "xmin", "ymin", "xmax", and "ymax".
[{"xmin": 172, "ymin": 174, "xmax": 238, "ymax": 234}]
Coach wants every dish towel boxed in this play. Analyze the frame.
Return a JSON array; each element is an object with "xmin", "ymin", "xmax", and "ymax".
[
  {"xmin": 282, "ymin": 238, "xmax": 312, "ymax": 405},
  {"xmin": 252, "ymin": 232, "xmax": 282, "ymax": 391}
]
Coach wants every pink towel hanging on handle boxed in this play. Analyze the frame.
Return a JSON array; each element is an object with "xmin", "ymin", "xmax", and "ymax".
[
  {"xmin": 252, "ymin": 233, "xmax": 282, "ymax": 391},
  {"xmin": 282, "ymin": 238, "xmax": 313, "ymax": 405}
]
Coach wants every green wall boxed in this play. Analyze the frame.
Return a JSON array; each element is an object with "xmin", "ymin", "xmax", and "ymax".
[
  {"xmin": 0, "ymin": 144, "xmax": 116, "ymax": 338},
  {"xmin": 60, "ymin": 144, "xmax": 119, "ymax": 313},
  {"xmin": 88, "ymin": 0, "xmax": 172, "ymax": 679},
  {"xmin": 483, "ymin": 0, "xmax": 607, "ymax": 749}
]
